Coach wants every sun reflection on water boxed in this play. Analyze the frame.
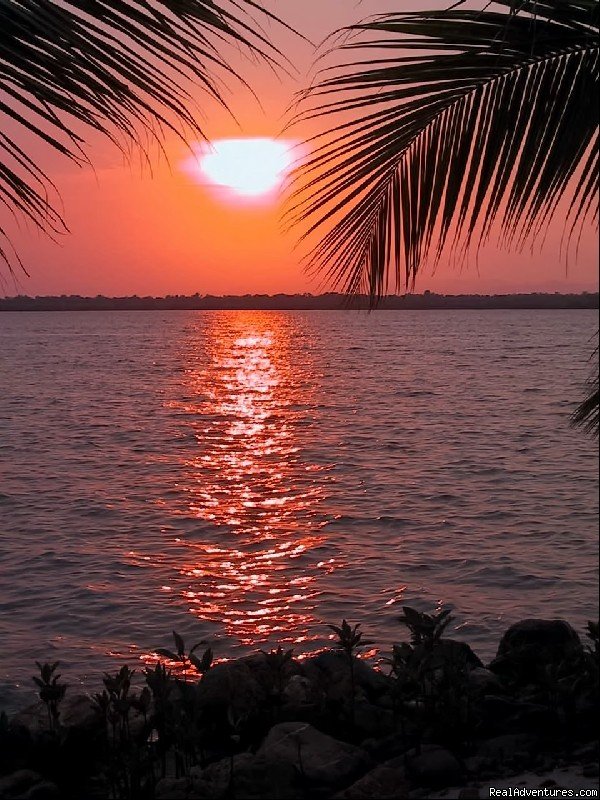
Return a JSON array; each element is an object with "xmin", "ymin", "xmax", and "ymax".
[{"xmin": 163, "ymin": 312, "xmax": 336, "ymax": 649}]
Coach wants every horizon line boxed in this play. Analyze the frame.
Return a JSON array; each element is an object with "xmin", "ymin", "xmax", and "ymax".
[{"xmin": 3, "ymin": 290, "xmax": 599, "ymax": 301}]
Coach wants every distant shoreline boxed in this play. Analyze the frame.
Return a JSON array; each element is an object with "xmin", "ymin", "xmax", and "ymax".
[{"xmin": 0, "ymin": 291, "xmax": 598, "ymax": 312}]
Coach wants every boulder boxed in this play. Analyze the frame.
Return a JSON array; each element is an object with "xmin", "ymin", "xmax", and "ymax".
[
  {"xmin": 353, "ymin": 658, "xmax": 395, "ymax": 697},
  {"xmin": 360, "ymin": 731, "xmax": 416, "ymax": 762},
  {"xmin": 282, "ymin": 675, "xmax": 322, "ymax": 712},
  {"xmin": 574, "ymin": 742, "xmax": 599, "ymax": 762},
  {"xmin": 191, "ymin": 752, "xmax": 301, "ymax": 799},
  {"xmin": 424, "ymin": 640, "xmax": 483, "ymax": 671},
  {"xmin": 333, "ymin": 763, "xmax": 410, "ymax": 799},
  {"xmin": 477, "ymin": 733, "xmax": 539, "ymax": 764},
  {"xmin": 582, "ymin": 763, "xmax": 599, "ymax": 778},
  {"xmin": 258, "ymin": 721, "xmax": 371, "ymax": 788},
  {"xmin": 22, "ymin": 783, "xmax": 60, "ymax": 800},
  {"xmin": 467, "ymin": 667, "xmax": 502, "ymax": 694},
  {"xmin": 11, "ymin": 693, "xmax": 99, "ymax": 733},
  {"xmin": 353, "ymin": 700, "xmax": 395, "ymax": 739},
  {"xmin": 463, "ymin": 755, "xmax": 491, "ymax": 776},
  {"xmin": 303, "ymin": 652, "xmax": 392, "ymax": 701},
  {"xmin": 480, "ymin": 695, "xmax": 556, "ymax": 733},
  {"xmin": 239, "ymin": 653, "xmax": 303, "ymax": 696},
  {"xmin": 197, "ymin": 660, "xmax": 267, "ymax": 720},
  {"xmin": 490, "ymin": 620, "xmax": 583, "ymax": 681},
  {"xmin": 154, "ymin": 778, "xmax": 188, "ymax": 800},
  {"xmin": 405, "ymin": 745, "xmax": 463, "ymax": 788},
  {"xmin": 0, "ymin": 771, "xmax": 43, "ymax": 799}
]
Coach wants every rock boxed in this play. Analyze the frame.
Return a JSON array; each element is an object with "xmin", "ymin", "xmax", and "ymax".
[
  {"xmin": 464, "ymin": 756, "xmax": 490, "ymax": 776},
  {"xmin": 353, "ymin": 700, "xmax": 395, "ymax": 738},
  {"xmin": 9, "ymin": 703, "xmax": 47, "ymax": 732},
  {"xmin": 240, "ymin": 653, "xmax": 303, "ymax": 695},
  {"xmin": 154, "ymin": 778, "xmax": 188, "ymax": 800},
  {"xmin": 0, "ymin": 771, "xmax": 43, "ymax": 798},
  {"xmin": 467, "ymin": 667, "xmax": 502, "ymax": 694},
  {"xmin": 197, "ymin": 660, "xmax": 267, "ymax": 720},
  {"xmin": 282, "ymin": 675, "xmax": 321, "ymax": 711},
  {"xmin": 490, "ymin": 620, "xmax": 583, "ymax": 681},
  {"xmin": 352, "ymin": 658, "xmax": 394, "ymax": 697},
  {"xmin": 478, "ymin": 733, "xmax": 538, "ymax": 763},
  {"xmin": 582, "ymin": 763, "xmax": 599, "ymax": 778},
  {"xmin": 191, "ymin": 752, "xmax": 301, "ymax": 799},
  {"xmin": 190, "ymin": 753, "xmax": 250, "ymax": 798},
  {"xmin": 22, "ymin": 783, "xmax": 60, "ymax": 800},
  {"xmin": 480, "ymin": 695, "xmax": 555, "ymax": 733},
  {"xmin": 574, "ymin": 694, "xmax": 600, "ymax": 731},
  {"xmin": 258, "ymin": 721, "xmax": 371, "ymax": 788},
  {"xmin": 574, "ymin": 742, "xmax": 599, "ymax": 762},
  {"xmin": 425, "ymin": 640, "xmax": 483, "ymax": 671},
  {"xmin": 360, "ymin": 731, "xmax": 415, "ymax": 762},
  {"xmin": 405, "ymin": 745, "xmax": 462, "ymax": 788},
  {"xmin": 334, "ymin": 764, "xmax": 410, "ymax": 798},
  {"xmin": 57, "ymin": 693, "xmax": 99, "ymax": 730},
  {"xmin": 303, "ymin": 652, "xmax": 392, "ymax": 702},
  {"xmin": 376, "ymin": 692, "xmax": 394, "ymax": 710},
  {"xmin": 11, "ymin": 693, "xmax": 99, "ymax": 733},
  {"xmin": 458, "ymin": 789, "xmax": 481, "ymax": 799},
  {"xmin": 496, "ymin": 619, "xmax": 582, "ymax": 657}
]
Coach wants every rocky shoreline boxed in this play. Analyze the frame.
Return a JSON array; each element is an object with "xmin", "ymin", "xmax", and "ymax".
[{"xmin": 1, "ymin": 613, "xmax": 598, "ymax": 799}]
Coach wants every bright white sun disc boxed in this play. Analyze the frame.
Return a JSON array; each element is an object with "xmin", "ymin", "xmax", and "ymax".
[{"xmin": 184, "ymin": 138, "xmax": 298, "ymax": 199}]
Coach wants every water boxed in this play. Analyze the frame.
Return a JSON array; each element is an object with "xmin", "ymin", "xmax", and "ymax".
[{"xmin": 0, "ymin": 309, "xmax": 598, "ymax": 711}]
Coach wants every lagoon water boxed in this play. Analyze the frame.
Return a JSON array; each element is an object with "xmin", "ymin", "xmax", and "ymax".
[{"xmin": 0, "ymin": 309, "xmax": 598, "ymax": 711}]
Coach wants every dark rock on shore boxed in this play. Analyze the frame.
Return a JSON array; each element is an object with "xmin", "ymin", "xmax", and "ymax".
[
  {"xmin": 189, "ymin": 752, "xmax": 301, "ymax": 800},
  {"xmin": 258, "ymin": 721, "xmax": 372, "ymax": 787},
  {"xmin": 10, "ymin": 694, "xmax": 99, "ymax": 734},
  {"xmin": 302, "ymin": 651, "xmax": 393, "ymax": 703},
  {"xmin": 424, "ymin": 639, "xmax": 483, "ymax": 671},
  {"xmin": 490, "ymin": 619, "xmax": 583, "ymax": 681},
  {"xmin": 333, "ymin": 761, "xmax": 410, "ymax": 799},
  {"xmin": 477, "ymin": 733, "xmax": 540, "ymax": 764},
  {"xmin": 480, "ymin": 695, "xmax": 556, "ymax": 733},
  {"xmin": 196, "ymin": 660, "xmax": 268, "ymax": 721},
  {"xmin": 0, "ymin": 771, "xmax": 60, "ymax": 800},
  {"xmin": 405, "ymin": 745, "xmax": 463, "ymax": 788},
  {"xmin": 0, "ymin": 771, "xmax": 43, "ymax": 798}
]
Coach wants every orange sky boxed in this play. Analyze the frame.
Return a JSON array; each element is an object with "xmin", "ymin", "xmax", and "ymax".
[{"xmin": 2, "ymin": 0, "xmax": 598, "ymax": 298}]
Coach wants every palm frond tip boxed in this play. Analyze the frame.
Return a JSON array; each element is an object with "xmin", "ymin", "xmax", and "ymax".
[{"xmin": 572, "ymin": 342, "xmax": 599, "ymax": 436}]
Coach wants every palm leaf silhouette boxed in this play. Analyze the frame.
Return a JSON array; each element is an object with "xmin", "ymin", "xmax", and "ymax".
[
  {"xmin": 288, "ymin": 0, "xmax": 598, "ymax": 297},
  {"xmin": 0, "ymin": 0, "xmax": 294, "ymax": 269},
  {"xmin": 572, "ymin": 343, "xmax": 599, "ymax": 436}
]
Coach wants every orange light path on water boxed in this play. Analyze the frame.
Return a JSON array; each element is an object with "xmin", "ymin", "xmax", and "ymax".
[{"xmin": 153, "ymin": 312, "xmax": 340, "ymax": 653}]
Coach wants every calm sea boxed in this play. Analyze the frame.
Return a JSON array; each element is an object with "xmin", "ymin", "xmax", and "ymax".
[{"xmin": 0, "ymin": 310, "xmax": 598, "ymax": 711}]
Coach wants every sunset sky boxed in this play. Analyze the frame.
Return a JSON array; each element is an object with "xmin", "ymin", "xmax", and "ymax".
[{"xmin": 2, "ymin": 0, "xmax": 598, "ymax": 298}]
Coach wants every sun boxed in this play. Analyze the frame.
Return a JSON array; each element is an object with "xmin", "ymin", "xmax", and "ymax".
[{"xmin": 182, "ymin": 138, "xmax": 298, "ymax": 202}]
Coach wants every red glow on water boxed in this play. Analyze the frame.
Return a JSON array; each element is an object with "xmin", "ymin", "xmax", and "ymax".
[{"xmin": 161, "ymin": 312, "xmax": 336, "ymax": 648}]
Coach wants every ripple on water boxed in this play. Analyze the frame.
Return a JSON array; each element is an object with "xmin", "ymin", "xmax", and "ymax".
[{"xmin": 0, "ymin": 309, "xmax": 597, "ymax": 712}]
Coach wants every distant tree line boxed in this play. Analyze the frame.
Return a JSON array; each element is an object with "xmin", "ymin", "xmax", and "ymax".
[{"xmin": 0, "ymin": 292, "xmax": 597, "ymax": 312}]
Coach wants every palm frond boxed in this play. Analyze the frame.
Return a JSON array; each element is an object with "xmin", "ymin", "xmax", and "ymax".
[
  {"xmin": 288, "ymin": 0, "xmax": 599, "ymax": 298},
  {"xmin": 572, "ymin": 340, "xmax": 599, "ymax": 436},
  {"xmin": 0, "ymin": 0, "xmax": 294, "ymax": 270}
]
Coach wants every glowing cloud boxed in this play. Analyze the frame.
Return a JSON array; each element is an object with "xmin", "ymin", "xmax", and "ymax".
[{"xmin": 182, "ymin": 138, "xmax": 300, "ymax": 202}]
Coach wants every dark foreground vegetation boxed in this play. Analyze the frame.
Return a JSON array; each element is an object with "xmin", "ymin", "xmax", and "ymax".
[
  {"xmin": 0, "ymin": 292, "xmax": 598, "ymax": 312},
  {"xmin": 1, "ymin": 609, "xmax": 598, "ymax": 799}
]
